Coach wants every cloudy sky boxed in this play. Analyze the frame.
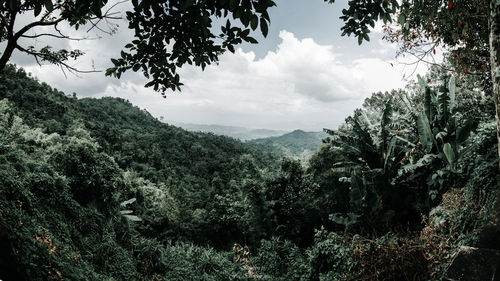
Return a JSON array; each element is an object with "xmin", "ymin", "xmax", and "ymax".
[{"xmin": 8, "ymin": 0, "xmax": 432, "ymax": 131}]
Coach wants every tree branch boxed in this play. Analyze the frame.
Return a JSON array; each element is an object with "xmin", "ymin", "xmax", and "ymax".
[
  {"xmin": 14, "ymin": 17, "xmax": 65, "ymax": 41},
  {"xmin": 15, "ymin": 44, "xmax": 101, "ymax": 76},
  {"xmin": 21, "ymin": 32, "xmax": 99, "ymax": 41}
]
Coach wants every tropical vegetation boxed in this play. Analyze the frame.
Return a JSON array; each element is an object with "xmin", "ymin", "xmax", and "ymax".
[
  {"xmin": 1, "ymin": 0, "xmax": 499, "ymax": 280},
  {"xmin": 0, "ymin": 60, "xmax": 497, "ymax": 280}
]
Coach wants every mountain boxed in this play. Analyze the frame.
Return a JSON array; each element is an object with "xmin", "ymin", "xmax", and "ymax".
[
  {"xmin": 246, "ymin": 129, "xmax": 328, "ymax": 160},
  {"xmin": 0, "ymin": 65, "xmax": 281, "ymax": 280},
  {"xmin": 173, "ymin": 122, "xmax": 288, "ymax": 140}
]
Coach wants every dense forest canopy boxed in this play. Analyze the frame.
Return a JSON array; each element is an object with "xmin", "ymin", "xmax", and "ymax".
[
  {"xmin": 0, "ymin": 59, "xmax": 498, "ymax": 279},
  {"xmin": 0, "ymin": 0, "xmax": 500, "ymax": 280}
]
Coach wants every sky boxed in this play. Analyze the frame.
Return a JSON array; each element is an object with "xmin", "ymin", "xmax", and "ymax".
[{"xmin": 6, "ymin": 0, "xmax": 432, "ymax": 131}]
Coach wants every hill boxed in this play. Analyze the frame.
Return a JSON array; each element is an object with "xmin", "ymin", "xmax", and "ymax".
[
  {"xmin": 247, "ymin": 129, "xmax": 328, "ymax": 160},
  {"xmin": 173, "ymin": 122, "xmax": 288, "ymax": 140},
  {"xmin": 1, "ymin": 65, "xmax": 498, "ymax": 281},
  {"xmin": 0, "ymin": 65, "xmax": 280, "ymax": 280}
]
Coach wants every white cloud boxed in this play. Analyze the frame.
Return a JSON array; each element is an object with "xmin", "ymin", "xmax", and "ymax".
[
  {"xmin": 13, "ymin": 26, "xmax": 426, "ymax": 131},
  {"xmin": 97, "ymin": 31, "xmax": 423, "ymax": 131}
]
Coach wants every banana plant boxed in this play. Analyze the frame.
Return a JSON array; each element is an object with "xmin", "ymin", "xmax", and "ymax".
[
  {"xmin": 417, "ymin": 76, "xmax": 474, "ymax": 171},
  {"xmin": 327, "ymin": 98, "xmax": 412, "ymax": 232},
  {"xmin": 411, "ymin": 76, "xmax": 475, "ymax": 202}
]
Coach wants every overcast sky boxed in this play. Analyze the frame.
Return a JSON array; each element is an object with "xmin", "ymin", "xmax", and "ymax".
[{"xmin": 8, "ymin": 0, "xmax": 432, "ymax": 131}]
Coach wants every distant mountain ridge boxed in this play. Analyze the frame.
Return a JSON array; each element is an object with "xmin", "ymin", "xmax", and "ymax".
[
  {"xmin": 247, "ymin": 129, "xmax": 328, "ymax": 160},
  {"xmin": 172, "ymin": 122, "xmax": 288, "ymax": 140},
  {"xmin": 173, "ymin": 123, "xmax": 326, "ymax": 160}
]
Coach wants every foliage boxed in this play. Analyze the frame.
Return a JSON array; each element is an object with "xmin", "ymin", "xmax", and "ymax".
[
  {"xmin": 0, "ymin": 66, "xmax": 275, "ymax": 280},
  {"xmin": 309, "ymin": 230, "xmax": 428, "ymax": 281},
  {"xmin": 0, "ymin": 62, "xmax": 499, "ymax": 280},
  {"xmin": 326, "ymin": 0, "xmax": 490, "ymax": 80},
  {"xmin": 247, "ymin": 130, "xmax": 327, "ymax": 161},
  {"xmin": 323, "ymin": 74, "xmax": 487, "ymax": 235},
  {"xmin": 254, "ymin": 237, "xmax": 309, "ymax": 281},
  {"xmin": 324, "ymin": 0, "xmax": 399, "ymax": 45},
  {"xmin": 0, "ymin": 0, "xmax": 275, "ymax": 92},
  {"xmin": 307, "ymin": 229, "xmax": 357, "ymax": 281},
  {"xmin": 325, "ymin": 97, "xmax": 418, "ymax": 232},
  {"xmin": 108, "ymin": 0, "xmax": 276, "ymax": 93}
]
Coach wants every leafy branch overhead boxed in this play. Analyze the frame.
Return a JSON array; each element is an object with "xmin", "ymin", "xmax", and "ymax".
[
  {"xmin": 0, "ymin": 0, "xmax": 275, "ymax": 93},
  {"xmin": 325, "ymin": 0, "xmax": 400, "ymax": 45},
  {"xmin": 0, "ymin": 0, "xmax": 120, "ymax": 75},
  {"xmin": 106, "ymin": 0, "xmax": 275, "ymax": 94}
]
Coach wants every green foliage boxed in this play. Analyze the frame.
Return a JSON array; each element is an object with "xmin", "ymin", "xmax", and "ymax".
[
  {"xmin": 1, "ymin": 63, "xmax": 498, "ymax": 280},
  {"xmin": 247, "ymin": 130, "xmax": 327, "ymax": 160},
  {"xmin": 0, "ymin": 66, "xmax": 275, "ymax": 280},
  {"xmin": 408, "ymin": 77, "xmax": 475, "ymax": 198},
  {"xmin": 309, "ymin": 229, "xmax": 429, "ymax": 281},
  {"xmin": 326, "ymin": 97, "xmax": 416, "ymax": 232},
  {"xmin": 308, "ymin": 229, "xmax": 357, "ymax": 281},
  {"xmin": 255, "ymin": 237, "xmax": 309, "ymax": 280},
  {"xmin": 110, "ymin": 0, "xmax": 274, "ymax": 92},
  {"xmin": 0, "ymin": 1, "xmax": 276, "ymax": 93},
  {"xmin": 325, "ymin": 0, "xmax": 399, "ymax": 45}
]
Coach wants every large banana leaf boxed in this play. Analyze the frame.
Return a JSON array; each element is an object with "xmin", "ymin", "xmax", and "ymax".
[
  {"xmin": 381, "ymin": 98, "xmax": 393, "ymax": 150},
  {"xmin": 417, "ymin": 111, "xmax": 434, "ymax": 153},
  {"xmin": 438, "ymin": 91, "xmax": 449, "ymax": 125},
  {"xmin": 384, "ymin": 137, "xmax": 396, "ymax": 172},
  {"xmin": 442, "ymin": 142, "xmax": 456, "ymax": 165}
]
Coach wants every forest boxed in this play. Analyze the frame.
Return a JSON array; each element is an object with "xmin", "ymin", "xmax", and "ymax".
[
  {"xmin": 1, "ymin": 0, "xmax": 500, "ymax": 280},
  {"xmin": 0, "ymin": 58, "xmax": 498, "ymax": 280}
]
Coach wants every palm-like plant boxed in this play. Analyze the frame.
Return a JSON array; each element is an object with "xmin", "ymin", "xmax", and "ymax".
[
  {"xmin": 417, "ymin": 77, "xmax": 474, "ymax": 169},
  {"xmin": 326, "ymin": 98, "xmax": 415, "ymax": 232}
]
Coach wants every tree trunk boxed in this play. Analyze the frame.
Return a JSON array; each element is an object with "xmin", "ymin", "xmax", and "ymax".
[
  {"xmin": 0, "ymin": 40, "xmax": 17, "ymax": 72},
  {"xmin": 493, "ymin": 0, "xmax": 500, "ymax": 171},
  {"xmin": 483, "ymin": 0, "xmax": 500, "ymax": 251}
]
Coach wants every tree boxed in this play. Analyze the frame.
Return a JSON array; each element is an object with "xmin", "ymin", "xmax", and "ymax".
[
  {"xmin": 327, "ymin": 0, "xmax": 500, "ymax": 262},
  {"xmin": 326, "ymin": 0, "xmax": 499, "ymax": 169},
  {"xmin": 0, "ymin": 0, "xmax": 275, "ymax": 93}
]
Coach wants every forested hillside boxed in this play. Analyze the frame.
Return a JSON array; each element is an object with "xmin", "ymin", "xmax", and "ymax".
[
  {"xmin": 247, "ymin": 130, "xmax": 327, "ymax": 160},
  {"xmin": 174, "ymin": 123, "xmax": 288, "ymax": 141},
  {"xmin": 0, "ymin": 63, "xmax": 499, "ymax": 280}
]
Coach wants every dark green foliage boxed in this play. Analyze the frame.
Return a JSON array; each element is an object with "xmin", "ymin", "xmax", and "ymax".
[
  {"xmin": 1, "ymin": 64, "xmax": 498, "ymax": 280},
  {"xmin": 322, "ymin": 74, "xmax": 493, "ymax": 235},
  {"xmin": 108, "ymin": 0, "xmax": 276, "ymax": 92},
  {"xmin": 247, "ymin": 130, "xmax": 327, "ymax": 160},
  {"xmin": 309, "ymin": 230, "xmax": 429, "ymax": 281},
  {"xmin": 0, "ymin": 0, "xmax": 276, "ymax": 93},
  {"xmin": 254, "ymin": 237, "xmax": 308, "ymax": 280},
  {"xmin": 325, "ymin": 98, "xmax": 417, "ymax": 232},
  {"xmin": 324, "ymin": 0, "xmax": 399, "ymax": 45},
  {"xmin": 0, "ymin": 65, "xmax": 275, "ymax": 280}
]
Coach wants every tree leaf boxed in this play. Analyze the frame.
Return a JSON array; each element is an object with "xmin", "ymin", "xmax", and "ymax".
[
  {"xmin": 34, "ymin": 3, "xmax": 42, "ymax": 17},
  {"xmin": 363, "ymin": 32, "xmax": 370, "ymax": 42},
  {"xmin": 417, "ymin": 111, "xmax": 434, "ymax": 153},
  {"xmin": 246, "ymin": 36, "xmax": 258, "ymax": 44},
  {"xmin": 250, "ymin": 15, "xmax": 258, "ymax": 30},
  {"xmin": 260, "ymin": 17, "xmax": 268, "ymax": 37},
  {"xmin": 124, "ymin": 215, "xmax": 142, "ymax": 222},
  {"xmin": 45, "ymin": 0, "xmax": 53, "ymax": 11},
  {"xmin": 442, "ymin": 142, "xmax": 455, "ymax": 165},
  {"xmin": 120, "ymin": 197, "xmax": 137, "ymax": 207}
]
